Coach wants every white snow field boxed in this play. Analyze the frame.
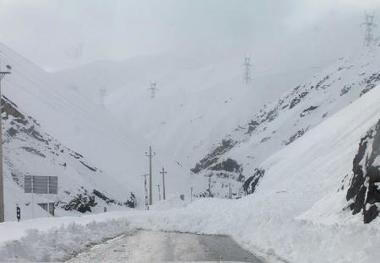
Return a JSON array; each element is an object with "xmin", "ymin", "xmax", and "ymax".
[{"xmin": 0, "ymin": 85, "xmax": 380, "ymax": 262}]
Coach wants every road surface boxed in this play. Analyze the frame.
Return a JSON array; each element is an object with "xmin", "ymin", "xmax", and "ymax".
[{"xmin": 67, "ymin": 230, "xmax": 264, "ymax": 262}]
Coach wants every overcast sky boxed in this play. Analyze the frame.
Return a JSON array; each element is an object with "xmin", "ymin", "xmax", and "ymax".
[{"xmin": 0, "ymin": 0, "xmax": 379, "ymax": 71}]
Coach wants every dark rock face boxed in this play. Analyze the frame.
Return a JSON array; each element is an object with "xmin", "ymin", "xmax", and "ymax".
[
  {"xmin": 209, "ymin": 158, "xmax": 242, "ymax": 173},
  {"xmin": 340, "ymin": 84, "xmax": 352, "ymax": 96},
  {"xmin": 62, "ymin": 189, "xmax": 98, "ymax": 213},
  {"xmin": 242, "ymin": 168, "xmax": 265, "ymax": 195},
  {"xmin": 289, "ymin": 91, "xmax": 309, "ymax": 109},
  {"xmin": 360, "ymin": 72, "xmax": 380, "ymax": 96},
  {"xmin": 300, "ymin": 106, "xmax": 318, "ymax": 117},
  {"xmin": 124, "ymin": 192, "xmax": 137, "ymax": 208},
  {"xmin": 284, "ymin": 128, "xmax": 308, "ymax": 146},
  {"xmin": 191, "ymin": 139, "xmax": 236, "ymax": 174},
  {"xmin": 346, "ymin": 119, "xmax": 380, "ymax": 223}
]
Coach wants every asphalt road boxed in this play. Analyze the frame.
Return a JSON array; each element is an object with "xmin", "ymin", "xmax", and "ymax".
[{"xmin": 67, "ymin": 230, "xmax": 264, "ymax": 262}]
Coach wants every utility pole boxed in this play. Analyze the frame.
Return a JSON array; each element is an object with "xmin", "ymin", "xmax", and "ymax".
[
  {"xmin": 148, "ymin": 81, "xmax": 158, "ymax": 99},
  {"xmin": 190, "ymin": 187, "xmax": 193, "ymax": 202},
  {"xmin": 208, "ymin": 176, "xmax": 212, "ymax": 197},
  {"xmin": 157, "ymin": 184, "xmax": 161, "ymax": 201},
  {"xmin": 243, "ymin": 56, "xmax": 252, "ymax": 85},
  {"xmin": 228, "ymin": 183, "xmax": 232, "ymax": 199},
  {"xmin": 0, "ymin": 64, "xmax": 11, "ymax": 223},
  {"xmin": 362, "ymin": 13, "xmax": 377, "ymax": 47},
  {"xmin": 160, "ymin": 167, "xmax": 167, "ymax": 200},
  {"xmin": 145, "ymin": 146, "xmax": 155, "ymax": 205},
  {"xmin": 141, "ymin": 174, "xmax": 149, "ymax": 210}
]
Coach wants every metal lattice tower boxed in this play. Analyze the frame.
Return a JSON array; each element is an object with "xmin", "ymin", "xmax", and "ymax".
[
  {"xmin": 148, "ymin": 81, "xmax": 158, "ymax": 99},
  {"xmin": 362, "ymin": 13, "xmax": 377, "ymax": 47},
  {"xmin": 243, "ymin": 56, "xmax": 252, "ymax": 84}
]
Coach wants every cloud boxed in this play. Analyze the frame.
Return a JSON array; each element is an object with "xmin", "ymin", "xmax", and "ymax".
[{"xmin": 0, "ymin": 0, "xmax": 379, "ymax": 70}]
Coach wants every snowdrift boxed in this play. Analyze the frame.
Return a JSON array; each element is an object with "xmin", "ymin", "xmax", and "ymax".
[{"xmin": 1, "ymin": 86, "xmax": 379, "ymax": 262}]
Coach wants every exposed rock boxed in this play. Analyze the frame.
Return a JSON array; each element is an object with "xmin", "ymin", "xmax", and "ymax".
[
  {"xmin": 191, "ymin": 139, "xmax": 237, "ymax": 174},
  {"xmin": 300, "ymin": 106, "xmax": 318, "ymax": 117},
  {"xmin": 21, "ymin": 146, "xmax": 46, "ymax": 158},
  {"xmin": 242, "ymin": 168, "xmax": 265, "ymax": 195},
  {"xmin": 340, "ymin": 84, "xmax": 352, "ymax": 96},
  {"xmin": 346, "ymin": 119, "xmax": 380, "ymax": 223},
  {"xmin": 80, "ymin": 161, "xmax": 97, "ymax": 172},
  {"xmin": 360, "ymin": 72, "xmax": 380, "ymax": 96},
  {"xmin": 284, "ymin": 128, "xmax": 308, "ymax": 146},
  {"xmin": 62, "ymin": 189, "xmax": 97, "ymax": 213},
  {"xmin": 209, "ymin": 158, "xmax": 242, "ymax": 173}
]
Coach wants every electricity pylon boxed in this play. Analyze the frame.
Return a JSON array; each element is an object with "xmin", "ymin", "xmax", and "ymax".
[
  {"xmin": 243, "ymin": 56, "xmax": 252, "ymax": 84},
  {"xmin": 362, "ymin": 13, "xmax": 377, "ymax": 47},
  {"xmin": 148, "ymin": 82, "xmax": 158, "ymax": 99}
]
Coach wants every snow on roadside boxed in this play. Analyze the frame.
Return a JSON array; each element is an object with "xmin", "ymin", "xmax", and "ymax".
[
  {"xmin": 0, "ymin": 212, "xmax": 134, "ymax": 262},
  {"xmin": 1, "ymin": 86, "xmax": 380, "ymax": 263}
]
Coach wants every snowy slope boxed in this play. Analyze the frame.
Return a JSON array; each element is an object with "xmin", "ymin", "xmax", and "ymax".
[
  {"xmin": 0, "ymin": 43, "xmax": 147, "ymax": 220},
  {"xmin": 1, "ymin": 84, "xmax": 380, "ymax": 262},
  {"xmin": 344, "ymin": 119, "xmax": 380, "ymax": 223},
  {"xmin": 192, "ymin": 47, "xmax": 380, "ymax": 197},
  {"xmin": 2, "ymin": 95, "xmax": 139, "ymax": 221},
  {"xmin": 54, "ymin": 53, "xmax": 320, "ymax": 198}
]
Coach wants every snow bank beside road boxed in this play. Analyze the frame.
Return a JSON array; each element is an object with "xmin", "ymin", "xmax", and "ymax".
[
  {"xmin": 1, "ymin": 87, "xmax": 380, "ymax": 263},
  {"xmin": 0, "ymin": 212, "xmax": 133, "ymax": 262}
]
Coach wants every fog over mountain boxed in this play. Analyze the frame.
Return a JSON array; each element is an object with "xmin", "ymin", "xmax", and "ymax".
[{"xmin": 0, "ymin": 0, "xmax": 379, "ymax": 71}]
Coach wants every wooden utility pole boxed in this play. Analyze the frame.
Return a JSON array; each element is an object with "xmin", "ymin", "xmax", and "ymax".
[
  {"xmin": 142, "ymin": 174, "xmax": 149, "ymax": 210},
  {"xmin": 0, "ymin": 64, "xmax": 11, "ymax": 223},
  {"xmin": 145, "ymin": 146, "xmax": 155, "ymax": 205},
  {"xmin": 160, "ymin": 167, "xmax": 167, "ymax": 200},
  {"xmin": 208, "ymin": 176, "xmax": 212, "ymax": 197}
]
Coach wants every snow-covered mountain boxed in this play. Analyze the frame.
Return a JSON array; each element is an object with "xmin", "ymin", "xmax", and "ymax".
[
  {"xmin": 0, "ymin": 43, "xmax": 145, "ymax": 220},
  {"xmin": 4, "ymin": 38, "xmax": 380, "ymax": 225},
  {"xmin": 3, "ymin": 96, "xmax": 137, "ymax": 220},
  {"xmin": 53, "ymin": 52, "xmax": 322, "ymax": 198},
  {"xmin": 191, "ymin": 47, "xmax": 380, "ymax": 198}
]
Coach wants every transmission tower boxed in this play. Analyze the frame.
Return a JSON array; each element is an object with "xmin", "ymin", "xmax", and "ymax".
[
  {"xmin": 243, "ymin": 56, "xmax": 252, "ymax": 84},
  {"xmin": 148, "ymin": 81, "xmax": 158, "ymax": 99},
  {"xmin": 362, "ymin": 13, "xmax": 377, "ymax": 47}
]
